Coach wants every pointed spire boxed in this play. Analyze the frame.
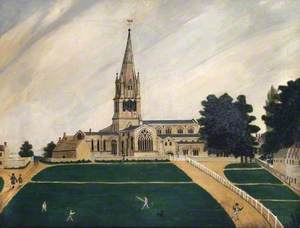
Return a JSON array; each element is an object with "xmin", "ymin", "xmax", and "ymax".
[{"xmin": 120, "ymin": 28, "xmax": 136, "ymax": 81}]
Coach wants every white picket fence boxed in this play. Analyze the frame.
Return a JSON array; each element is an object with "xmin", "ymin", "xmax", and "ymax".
[{"xmin": 186, "ymin": 157, "xmax": 283, "ymax": 228}]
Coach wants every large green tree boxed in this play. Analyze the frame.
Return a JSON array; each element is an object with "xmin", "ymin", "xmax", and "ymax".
[
  {"xmin": 43, "ymin": 141, "xmax": 56, "ymax": 158},
  {"xmin": 262, "ymin": 78, "xmax": 300, "ymax": 154},
  {"xmin": 19, "ymin": 141, "xmax": 34, "ymax": 157},
  {"xmin": 198, "ymin": 93, "xmax": 260, "ymax": 162}
]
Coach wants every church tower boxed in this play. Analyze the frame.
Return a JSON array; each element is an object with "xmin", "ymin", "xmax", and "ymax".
[{"xmin": 112, "ymin": 28, "xmax": 141, "ymax": 131}]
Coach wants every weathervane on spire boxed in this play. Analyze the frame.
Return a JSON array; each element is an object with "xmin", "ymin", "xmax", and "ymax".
[{"xmin": 127, "ymin": 19, "xmax": 133, "ymax": 31}]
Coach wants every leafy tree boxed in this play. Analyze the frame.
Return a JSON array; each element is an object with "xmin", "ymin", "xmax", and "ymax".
[
  {"xmin": 262, "ymin": 78, "xmax": 300, "ymax": 154},
  {"xmin": 233, "ymin": 95, "xmax": 260, "ymax": 162},
  {"xmin": 19, "ymin": 141, "xmax": 34, "ymax": 157},
  {"xmin": 265, "ymin": 86, "xmax": 279, "ymax": 132},
  {"xmin": 199, "ymin": 93, "xmax": 259, "ymax": 162},
  {"xmin": 43, "ymin": 141, "xmax": 56, "ymax": 158}
]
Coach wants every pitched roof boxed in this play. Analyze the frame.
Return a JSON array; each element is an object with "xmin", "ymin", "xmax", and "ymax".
[
  {"xmin": 177, "ymin": 141, "xmax": 204, "ymax": 144},
  {"xmin": 143, "ymin": 119, "xmax": 197, "ymax": 125},
  {"xmin": 53, "ymin": 136, "xmax": 81, "ymax": 152},
  {"xmin": 85, "ymin": 125, "xmax": 118, "ymax": 136},
  {"xmin": 121, "ymin": 125, "xmax": 140, "ymax": 131}
]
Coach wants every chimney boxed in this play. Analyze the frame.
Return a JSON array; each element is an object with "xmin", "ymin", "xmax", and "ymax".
[
  {"xmin": 4, "ymin": 142, "xmax": 7, "ymax": 146},
  {"xmin": 89, "ymin": 128, "xmax": 92, "ymax": 133},
  {"xmin": 63, "ymin": 132, "xmax": 66, "ymax": 139},
  {"xmin": 59, "ymin": 137, "xmax": 61, "ymax": 141}
]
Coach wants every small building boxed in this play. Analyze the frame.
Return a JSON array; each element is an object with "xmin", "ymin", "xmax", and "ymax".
[
  {"xmin": 52, "ymin": 131, "xmax": 91, "ymax": 161},
  {"xmin": 273, "ymin": 142, "xmax": 300, "ymax": 190},
  {"xmin": 0, "ymin": 142, "xmax": 31, "ymax": 169},
  {"xmin": 0, "ymin": 142, "xmax": 9, "ymax": 168}
]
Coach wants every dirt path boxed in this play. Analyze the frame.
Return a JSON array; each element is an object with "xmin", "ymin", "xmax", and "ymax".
[
  {"xmin": 0, "ymin": 162, "xmax": 48, "ymax": 213},
  {"xmin": 173, "ymin": 161, "xmax": 270, "ymax": 228}
]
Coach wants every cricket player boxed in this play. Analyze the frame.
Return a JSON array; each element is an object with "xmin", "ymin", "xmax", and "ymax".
[
  {"xmin": 41, "ymin": 201, "xmax": 47, "ymax": 212},
  {"xmin": 136, "ymin": 196, "xmax": 150, "ymax": 209},
  {"xmin": 232, "ymin": 202, "xmax": 243, "ymax": 221},
  {"xmin": 66, "ymin": 209, "xmax": 76, "ymax": 222}
]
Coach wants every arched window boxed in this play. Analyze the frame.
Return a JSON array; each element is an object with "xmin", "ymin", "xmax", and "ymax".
[
  {"xmin": 166, "ymin": 128, "xmax": 172, "ymax": 134},
  {"xmin": 131, "ymin": 137, "xmax": 134, "ymax": 150},
  {"xmin": 188, "ymin": 128, "xmax": 194, "ymax": 134},
  {"xmin": 156, "ymin": 128, "xmax": 162, "ymax": 135},
  {"xmin": 103, "ymin": 140, "xmax": 106, "ymax": 151},
  {"xmin": 138, "ymin": 129, "xmax": 153, "ymax": 152},
  {"xmin": 128, "ymin": 79, "xmax": 133, "ymax": 90},
  {"xmin": 111, "ymin": 140, "xmax": 117, "ymax": 155},
  {"xmin": 91, "ymin": 139, "xmax": 94, "ymax": 151},
  {"xmin": 97, "ymin": 140, "xmax": 100, "ymax": 151},
  {"xmin": 177, "ymin": 128, "xmax": 183, "ymax": 134}
]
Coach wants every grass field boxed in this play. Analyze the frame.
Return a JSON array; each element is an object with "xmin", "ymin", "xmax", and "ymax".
[
  {"xmin": 225, "ymin": 163, "xmax": 261, "ymax": 169},
  {"xmin": 224, "ymin": 163, "xmax": 300, "ymax": 226},
  {"xmin": 224, "ymin": 169, "xmax": 281, "ymax": 184},
  {"xmin": 1, "ymin": 163, "xmax": 234, "ymax": 227},
  {"xmin": 0, "ymin": 177, "xmax": 3, "ymax": 192},
  {"xmin": 32, "ymin": 163, "xmax": 191, "ymax": 182}
]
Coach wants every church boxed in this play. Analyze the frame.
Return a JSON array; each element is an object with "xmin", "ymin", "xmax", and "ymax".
[{"xmin": 52, "ymin": 29, "xmax": 207, "ymax": 161}]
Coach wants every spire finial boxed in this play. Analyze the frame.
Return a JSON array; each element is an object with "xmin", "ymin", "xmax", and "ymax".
[{"xmin": 127, "ymin": 19, "xmax": 133, "ymax": 32}]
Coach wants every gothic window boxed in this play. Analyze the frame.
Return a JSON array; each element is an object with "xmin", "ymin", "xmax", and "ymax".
[
  {"xmin": 131, "ymin": 137, "xmax": 134, "ymax": 150},
  {"xmin": 97, "ymin": 140, "xmax": 100, "ymax": 151},
  {"xmin": 156, "ymin": 128, "xmax": 162, "ymax": 135},
  {"xmin": 91, "ymin": 139, "xmax": 94, "ymax": 151},
  {"xmin": 177, "ymin": 128, "xmax": 183, "ymax": 134},
  {"xmin": 128, "ymin": 79, "xmax": 133, "ymax": 90},
  {"xmin": 193, "ymin": 150, "xmax": 199, "ymax": 156},
  {"xmin": 166, "ymin": 128, "xmax": 172, "ymax": 134},
  {"xmin": 103, "ymin": 140, "xmax": 106, "ymax": 151},
  {"xmin": 169, "ymin": 142, "xmax": 172, "ymax": 146},
  {"xmin": 188, "ymin": 128, "xmax": 194, "ymax": 134},
  {"xmin": 183, "ymin": 149, "xmax": 188, "ymax": 155},
  {"xmin": 138, "ymin": 129, "xmax": 153, "ymax": 152},
  {"xmin": 111, "ymin": 140, "xmax": 117, "ymax": 155}
]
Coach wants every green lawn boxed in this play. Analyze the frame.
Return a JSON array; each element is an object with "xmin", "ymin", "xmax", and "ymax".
[
  {"xmin": 225, "ymin": 163, "xmax": 261, "ymax": 169},
  {"xmin": 33, "ymin": 163, "xmax": 191, "ymax": 182},
  {"xmin": 1, "ymin": 163, "xmax": 234, "ymax": 227},
  {"xmin": 262, "ymin": 201, "xmax": 300, "ymax": 226},
  {"xmin": 224, "ymin": 163, "xmax": 299, "ymax": 226},
  {"xmin": 237, "ymin": 185, "xmax": 300, "ymax": 200},
  {"xmin": 224, "ymin": 169, "xmax": 281, "ymax": 184},
  {"xmin": 0, "ymin": 177, "xmax": 3, "ymax": 192}
]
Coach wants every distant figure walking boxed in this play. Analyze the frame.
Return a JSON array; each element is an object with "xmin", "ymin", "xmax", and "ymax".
[
  {"xmin": 232, "ymin": 202, "xmax": 243, "ymax": 221},
  {"xmin": 10, "ymin": 173, "xmax": 17, "ymax": 189},
  {"xmin": 18, "ymin": 174, "xmax": 23, "ymax": 188},
  {"xmin": 41, "ymin": 201, "xmax": 47, "ymax": 212},
  {"xmin": 66, "ymin": 210, "xmax": 76, "ymax": 222},
  {"xmin": 136, "ymin": 196, "xmax": 150, "ymax": 210}
]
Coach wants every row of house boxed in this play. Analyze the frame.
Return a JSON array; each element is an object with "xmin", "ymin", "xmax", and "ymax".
[{"xmin": 273, "ymin": 142, "xmax": 300, "ymax": 191}]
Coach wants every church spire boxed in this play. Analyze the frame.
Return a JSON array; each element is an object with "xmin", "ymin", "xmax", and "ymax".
[{"xmin": 120, "ymin": 28, "xmax": 136, "ymax": 81}]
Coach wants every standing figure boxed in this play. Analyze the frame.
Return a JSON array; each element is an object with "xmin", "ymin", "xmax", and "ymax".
[
  {"xmin": 18, "ymin": 174, "xmax": 23, "ymax": 188},
  {"xmin": 232, "ymin": 202, "xmax": 243, "ymax": 221},
  {"xmin": 66, "ymin": 210, "xmax": 76, "ymax": 222},
  {"xmin": 41, "ymin": 201, "xmax": 47, "ymax": 212},
  {"xmin": 10, "ymin": 173, "xmax": 17, "ymax": 189},
  {"xmin": 136, "ymin": 196, "xmax": 150, "ymax": 210}
]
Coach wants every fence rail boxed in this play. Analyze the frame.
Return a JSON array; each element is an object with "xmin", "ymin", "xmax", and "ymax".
[{"xmin": 186, "ymin": 157, "xmax": 283, "ymax": 228}]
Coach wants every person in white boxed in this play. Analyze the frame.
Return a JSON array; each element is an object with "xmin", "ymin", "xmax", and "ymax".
[
  {"xmin": 66, "ymin": 209, "xmax": 76, "ymax": 222},
  {"xmin": 41, "ymin": 201, "xmax": 47, "ymax": 212},
  {"xmin": 136, "ymin": 196, "xmax": 150, "ymax": 209}
]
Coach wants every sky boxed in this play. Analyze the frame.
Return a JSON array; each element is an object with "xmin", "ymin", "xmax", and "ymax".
[{"xmin": 0, "ymin": 0, "xmax": 299, "ymax": 153}]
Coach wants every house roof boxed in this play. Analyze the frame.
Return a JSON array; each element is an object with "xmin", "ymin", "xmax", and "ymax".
[
  {"xmin": 121, "ymin": 125, "xmax": 140, "ymax": 131},
  {"xmin": 85, "ymin": 125, "xmax": 118, "ymax": 136},
  {"xmin": 53, "ymin": 136, "xmax": 81, "ymax": 152},
  {"xmin": 143, "ymin": 119, "xmax": 197, "ymax": 125}
]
